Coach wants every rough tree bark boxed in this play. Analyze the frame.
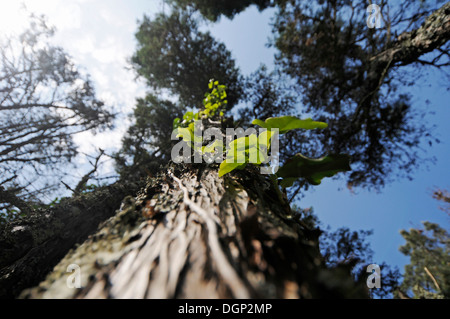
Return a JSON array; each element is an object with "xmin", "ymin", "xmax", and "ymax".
[
  {"xmin": 14, "ymin": 163, "xmax": 367, "ymax": 299},
  {"xmin": 0, "ymin": 180, "xmax": 144, "ymax": 298}
]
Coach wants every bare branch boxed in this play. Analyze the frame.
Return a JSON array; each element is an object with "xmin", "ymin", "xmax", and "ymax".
[
  {"xmin": 74, "ymin": 149, "xmax": 105, "ymax": 193},
  {"xmin": 0, "ymin": 185, "xmax": 33, "ymax": 213}
]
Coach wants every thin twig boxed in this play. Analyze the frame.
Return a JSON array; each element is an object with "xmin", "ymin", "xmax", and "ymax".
[
  {"xmin": 61, "ymin": 181, "xmax": 79, "ymax": 195},
  {"xmin": 75, "ymin": 149, "xmax": 105, "ymax": 193}
]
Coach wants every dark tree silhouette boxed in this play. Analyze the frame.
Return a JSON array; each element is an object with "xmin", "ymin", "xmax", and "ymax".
[
  {"xmin": 398, "ymin": 219, "xmax": 449, "ymax": 298},
  {"xmin": 168, "ymin": 0, "xmax": 274, "ymax": 22},
  {"xmin": 272, "ymin": 0, "xmax": 450, "ymax": 188},
  {"xmin": 115, "ymin": 95, "xmax": 184, "ymax": 181},
  {"xmin": 0, "ymin": 15, "xmax": 113, "ymax": 217},
  {"xmin": 132, "ymin": 10, "xmax": 243, "ymax": 109}
]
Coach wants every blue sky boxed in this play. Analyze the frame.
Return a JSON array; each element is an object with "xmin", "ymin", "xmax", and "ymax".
[{"xmin": 1, "ymin": 1, "xmax": 448, "ymax": 275}]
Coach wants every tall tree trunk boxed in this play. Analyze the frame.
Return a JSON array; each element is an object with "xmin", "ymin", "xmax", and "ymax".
[
  {"xmin": 18, "ymin": 163, "xmax": 367, "ymax": 299},
  {"xmin": 0, "ymin": 181, "xmax": 144, "ymax": 299}
]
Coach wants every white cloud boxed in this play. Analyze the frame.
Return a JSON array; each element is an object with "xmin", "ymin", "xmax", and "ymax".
[
  {"xmin": 0, "ymin": 2, "xmax": 28, "ymax": 34},
  {"xmin": 22, "ymin": 0, "xmax": 83, "ymax": 31},
  {"xmin": 73, "ymin": 34, "xmax": 96, "ymax": 55},
  {"xmin": 91, "ymin": 67, "xmax": 110, "ymax": 90},
  {"xmin": 91, "ymin": 38, "xmax": 127, "ymax": 65},
  {"xmin": 2, "ymin": 0, "xmax": 152, "ymax": 181},
  {"xmin": 99, "ymin": 7, "xmax": 127, "ymax": 28}
]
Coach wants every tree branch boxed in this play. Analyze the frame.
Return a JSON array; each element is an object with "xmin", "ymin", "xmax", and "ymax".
[
  {"xmin": 370, "ymin": 2, "xmax": 450, "ymax": 67},
  {"xmin": 74, "ymin": 149, "xmax": 105, "ymax": 193},
  {"xmin": 0, "ymin": 185, "xmax": 32, "ymax": 213}
]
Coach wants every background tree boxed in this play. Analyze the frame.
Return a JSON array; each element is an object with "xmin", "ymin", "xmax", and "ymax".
[
  {"xmin": 397, "ymin": 220, "xmax": 449, "ymax": 299},
  {"xmin": 168, "ymin": 0, "xmax": 274, "ymax": 22},
  {"xmin": 115, "ymin": 95, "xmax": 184, "ymax": 181},
  {"xmin": 131, "ymin": 9, "xmax": 243, "ymax": 109},
  {"xmin": 237, "ymin": 65, "xmax": 298, "ymax": 126},
  {"xmin": 272, "ymin": 0, "xmax": 449, "ymax": 188},
  {"xmin": 320, "ymin": 227, "xmax": 374, "ymax": 268},
  {"xmin": 296, "ymin": 206, "xmax": 401, "ymax": 299},
  {"xmin": 0, "ymin": 15, "xmax": 113, "ymax": 219},
  {"xmin": 320, "ymin": 227, "xmax": 402, "ymax": 299},
  {"xmin": 306, "ymin": 189, "xmax": 450, "ymax": 299},
  {"xmin": 116, "ymin": 9, "xmax": 244, "ymax": 178},
  {"xmin": 433, "ymin": 188, "xmax": 450, "ymax": 216}
]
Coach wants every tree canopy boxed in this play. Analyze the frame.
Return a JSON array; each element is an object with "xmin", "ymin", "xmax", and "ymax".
[
  {"xmin": 115, "ymin": 95, "xmax": 183, "ymax": 180},
  {"xmin": 0, "ymin": 15, "xmax": 113, "ymax": 217},
  {"xmin": 132, "ymin": 10, "xmax": 243, "ymax": 109},
  {"xmin": 272, "ymin": 0, "xmax": 449, "ymax": 188},
  {"xmin": 398, "ymin": 221, "xmax": 449, "ymax": 298},
  {"xmin": 117, "ymin": 9, "xmax": 247, "ymax": 179},
  {"xmin": 168, "ymin": 0, "xmax": 274, "ymax": 22}
]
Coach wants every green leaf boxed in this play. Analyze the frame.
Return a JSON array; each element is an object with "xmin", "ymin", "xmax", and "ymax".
[
  {"xmin": 252, "ymin": 116, "xmax": 328, "ymax": 134},
  {"xmin": 258, "ymin": 129, "xmax": 276, "ymax": 149},
  {"xmin": 219, "ymin": 162, "xmax": 246, "ymax": 177},
  {"xmin": 202, "ymin": 139, "xmax": 224, "ymax": 154},
  {"xmin": 252, "ymin": 119, "xmax": 266, "ymax": 129},
  {"xmin": 277, "ymin": 154, "xmax": 351, "ymax": 186},
  {"xmin": 175, "ymin": 127, "xmax": 194, "ymax": 145},
  {"xmin": 224, "ymin": 130, "xmax": 276, "ymax": 168},
  {"xmin": 226, "ymin": 136, "xmax": 249, "ymax": 164},
  {"xmin": 228, "ymin": 134, "xmax": 257, "ymax": 151},
  {"xmin": 173, "ymin": 117, "xmax": 181, "ymax": 129},
  {"xmin": 280, "ymin": 177, "xmax": 297, "ymax": 188},
  {"xmin": 183, "ymin": 111, "xmax": 194, "ymax": 122}
]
